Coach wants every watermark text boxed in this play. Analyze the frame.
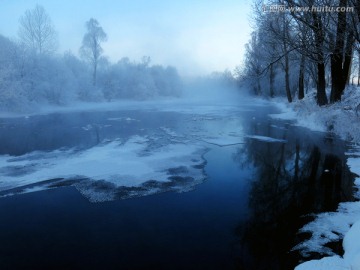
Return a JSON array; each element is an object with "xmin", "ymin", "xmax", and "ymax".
[{"xmin": 262, "ymin": 5, "xmax": 354, "ymax": 13}]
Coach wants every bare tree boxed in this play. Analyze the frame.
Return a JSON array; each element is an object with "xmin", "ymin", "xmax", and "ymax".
[
  {"xmin": 18, "ymin": 5, "xmax": 58, "ymax": 54},
  {"xmin": 80, "ymin": 18, "xmax": 107, "ymax": 86},
  {"xmin": 329, "ymin": 0, "xmax": 354, "ymax": 102},
  {"xmin": 248, "ymin": 1, "xmax": 296, "ymax": 101},
  {"xmin": 243, "ymin": 32, "xmax": 264, "ymax": 95},
  {"xmin": 283, "ymin": 0, "xmax": 330, "ymax": 105}
]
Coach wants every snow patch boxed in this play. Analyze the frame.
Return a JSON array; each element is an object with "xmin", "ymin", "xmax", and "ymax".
[
  {"xmin": 198, "ymin": 136, "xmax": 244, "ymax": 146},
  {"xmin": 295, "ymin": 256, "xmax": 349, "ymax": 270},
  {"xmin": 0, "ymin": 135, "xmax": 207, "ymax": 202},
  {"xmin": 108, "ymin": 117, "xmax": 138, "ymax": 122},
  {"xmin": 246, "ymin": 135, "xmax": 287, "ymax": 143},
  {"xmin": 159, "ymin": 127, "xmax": 179, "ymax": 137},
  {"xmin": 293, "ymin": 201, "xmax": 360, "ymax": 256}
]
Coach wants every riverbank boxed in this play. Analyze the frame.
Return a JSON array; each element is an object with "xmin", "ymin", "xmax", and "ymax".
[{"xmin": 269, "ymin": 87, "xmax": 360, "ymax": 270}]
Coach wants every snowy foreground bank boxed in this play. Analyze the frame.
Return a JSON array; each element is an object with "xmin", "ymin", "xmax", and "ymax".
[{"xmin": 270, "ymin": 88, "xmax": 360, "ymax": 270}]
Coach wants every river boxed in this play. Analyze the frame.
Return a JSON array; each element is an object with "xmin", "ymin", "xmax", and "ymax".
[{"xmin": 0, "ymin": 100, "xmax": 355, "ymax": 269}]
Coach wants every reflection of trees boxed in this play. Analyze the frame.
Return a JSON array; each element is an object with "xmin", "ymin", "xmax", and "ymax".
[{"xmin": 232, "ymin": 120, "xmax": 354, "ymax": 270}]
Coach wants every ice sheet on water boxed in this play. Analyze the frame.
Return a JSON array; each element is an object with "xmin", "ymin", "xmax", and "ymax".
[
  {"xmin": 107, "ymin": 117, "xmax": 138, "ymax": 122},
  {"xmin": 245, "ymin": 135, "xmax": 287, "ymax": 143},
  {"xmin": 0, "ymin": 135, "xmax": 207, "ymax": 202},
  {"xmin": 269, "ymin": 112, "xmax": 298, "ymax": 121},
  {"xmin": 0, "ymin": 101, "xmax": 255, "ymax": 201},
  {"xmin": 159, "ymin": 127, "xmax": 180, "ymax": 137},
  {"xmin": 270, "ymin": 124, "xmax": 288, "ymax": 130},
  {"xmin": 198, "ymin": 136, "xmax": 244, "ymax": 147}
]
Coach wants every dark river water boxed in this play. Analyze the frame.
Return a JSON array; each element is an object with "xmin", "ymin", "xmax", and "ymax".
[{"xmin": 0, "ymin": 102, "xmax": 355, "ymax": 270}]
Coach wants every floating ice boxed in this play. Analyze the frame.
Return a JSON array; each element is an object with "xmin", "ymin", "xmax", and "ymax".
[
  {"xmin": 198, "ymin": 136, "xmax": 244, "ymax": 147},
  {"xmin": 0, "ymin": 135, "xmax": 207, "ymax": 202},
  {"xmin": 245, "ymin": 135, "xmax": 287, "ymax": 143},
  {"xmin": 108, "ymin": 117, "xmax": 138, "ymax": 122}
]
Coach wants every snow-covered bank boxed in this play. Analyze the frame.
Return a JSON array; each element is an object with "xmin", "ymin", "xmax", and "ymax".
[
  {"xmin": 294, "ymin": 145, "xmax": 360, "ymax": 270},
  {"xmin": 268, "ymin": 88, "xmax": 360, "ymax": 270},
  {"xmin": 295, "ymin": 213, "xmax": 360, "ymax": 270},
  {"xmin": 271, "ymin": 87, "xmax": 360, "ymax": 143}
]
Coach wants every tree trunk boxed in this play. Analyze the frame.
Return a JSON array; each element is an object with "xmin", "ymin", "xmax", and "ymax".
[
  {"xmin": 294, "ymin": 142, "xmax": 300, "ymax": 181},
  {"xmin": 330, "ymin": 31, "xmax": 354, "ymax": 102},
  {"xmin": 344, "ymin": 52, "xmax": 353, "ymax": 85},
  {"xmin": 330, "ymin": 53, "xmax": 344, "ymax": 102},
  {"xmin": 93, "ymin": 62, "xmax": 97, "ymax": 86},
  {"xmin": 257, "ymin": 79, "xmax": 262, "ymax": 95},
  {"xmin": 298, "ymin": 54, "xmax": 305, "ymax": 100},
  {"xmin": 285, "ymin": 53, "xmax": 292, "ymax": 103},
  {"xmin": 330, "ymin": 0, "xmax": 349, "ymax": 103},
  {"xmin": 317, "ymin": 62, "xmax": 328, "ymax": 106},
  {"xmin": 358, "ymin": 51, "xmax": 360, "ymax": 87},
  {"xmin": 343, "ymin": 31, "xmax": 354, "ymax": 85},
  {"xmin": 283, "ymin": 15, "xmax": 292, "ymax": 103},
  {"xmin": 270, "ymin": 64, "xmax": 274, "ymax": 98},
  {"xmin": 313, "ymin": 11, "xmax": 328, "ymax": 106}
]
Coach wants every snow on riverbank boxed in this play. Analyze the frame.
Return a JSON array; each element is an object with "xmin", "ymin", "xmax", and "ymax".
[
  {"xmin": 269, "ymin": 87, "xmax": 360, "ymax": 270},
  {"xmin": 294, "ymin": 145, "xmax": 360, "ymax": 270},
  {"xmin": 271, "ymin": 87, "xmax": 360, "ymax": 142}
]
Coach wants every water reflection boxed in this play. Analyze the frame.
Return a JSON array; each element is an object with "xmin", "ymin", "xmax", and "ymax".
[
  {"xmin": 0, "ymin": 110, "xmax": 185, "ymax": 156},
  {"xmin": 232, "ymin": 119, "xmax": 354, "ymax": 269}
]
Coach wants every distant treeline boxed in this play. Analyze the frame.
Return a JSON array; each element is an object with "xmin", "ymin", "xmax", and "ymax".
[
  {"xmin": 0, "ymin": 5, "xmax": 182, "ymax": 112},
  {"xmin": 0, "ymin": 34, "xmax": 182, "ymax": 111}
]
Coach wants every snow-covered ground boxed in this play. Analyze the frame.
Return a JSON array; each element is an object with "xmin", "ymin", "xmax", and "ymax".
[{"xmin": 269, "ymin": 87, "xmax": 360, "ymax": 270}]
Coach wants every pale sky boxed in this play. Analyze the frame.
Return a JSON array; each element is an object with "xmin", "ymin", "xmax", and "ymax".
[{"xmin": 0, "ymin": 0, "xmax": 252, "ymax": 76}]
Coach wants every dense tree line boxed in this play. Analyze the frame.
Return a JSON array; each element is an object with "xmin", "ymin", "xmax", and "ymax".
[
  {"xmin": 241, "ymin": 0, "xmax": 360, "ymax": 106},
  {"xmin": 0, "ymin": 5, "xmax": 182, "ymax": 112}
]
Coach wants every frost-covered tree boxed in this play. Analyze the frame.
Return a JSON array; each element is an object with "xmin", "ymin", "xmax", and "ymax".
[
  {"xmin": 63, "ymin": 51, "xmax": 100, "ymax": 101},
  {"xmin": 261, "ymin": 8, "xmax": 295, "ymax": 102},
  {"xmin": 242, "ymin": 0, "xmax": 360, "ymax": 105},
  {"xmin": 243, "ymin": 31, "xmax": 265, "ymax": 95},
  {"xmin": 80, "ymin": 18, "xmax": 107, "ymax": 86},
  {"xmin": 0, "ymin": 30, "xmax": 182, "ymax": 112},
  {"xmin": 0, "ymin": 35, "xmax": 26, "ymax": 110},
  {"xmin": 282, "ymin": 0, "xmax": 358, "ymax": 104},
  {"xmin": 242, "ymin": 1, "xmax": 299, "ymax": 101},
  {"xmin": 98, "ymin": 57, "xmax": 182, "ymax": 101},
  {"xmin": 286, "ymin": 0, "xmax": 329, "ymax": 105},
  {"xmin": 18, "ymin": 5, "xmax": 58, "ymax": 54},
  {"xmin": 329, "ymin": 0, "xmax": 355, "ymax": 102}
]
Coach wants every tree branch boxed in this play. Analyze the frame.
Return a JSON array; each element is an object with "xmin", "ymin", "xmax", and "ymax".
[{"xmin": 258, "ymin": 46, "xmax": 299, "ymax": 76}]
